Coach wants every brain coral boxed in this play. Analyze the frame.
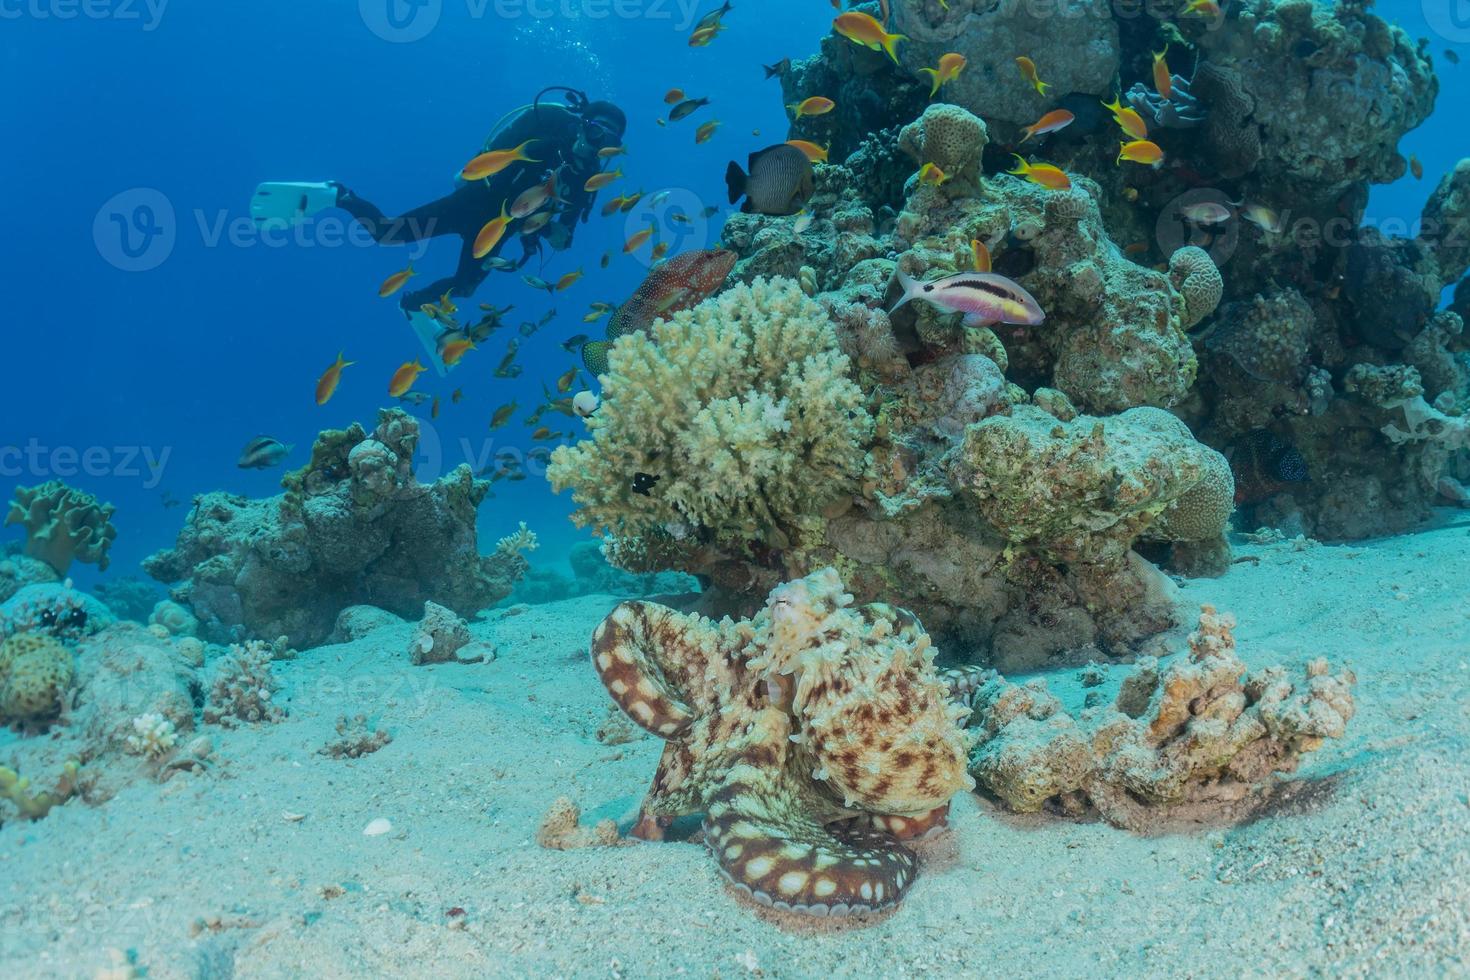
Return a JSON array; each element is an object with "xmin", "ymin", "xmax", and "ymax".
[
  {"xmin": 5, "ymin": 481, "xmax": 117, "ymax": 575},
  {"xmin": 548, "ymin": 276, "xmax": 874, "ymax": 554},
  {"xmin": 0, "ymin": 633, "xmax": 75, "ymax": 723},
  {"xmin": 1168, "ymin": 246, "xmax": 1225, "ymax": 331}
]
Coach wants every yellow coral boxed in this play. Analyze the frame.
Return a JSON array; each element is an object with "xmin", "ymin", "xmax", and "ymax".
[
  {"xmin": 0, "ymin": 633, "xmax": 76, "ymax": 723},
  {"xmin": 549, "ymin": 277, "xmax": 873, "ymax": 553}
]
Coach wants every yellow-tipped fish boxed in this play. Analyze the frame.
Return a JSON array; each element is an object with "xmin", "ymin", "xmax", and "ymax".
[
  {"xmin": 1101, "ymin": 95, "xmax": 1149, "ymax": 140},
  {"xmin": 970, "ymin": 239, "xmax": 992, "ymax": 273},
  {"xmin": 1117, "ymin": 139, "xmax": 1165, "ymax": 167},
  {"xmin": 555, "ymin": 268, "xmax": 584, "ymax": 291},
  {"xmin": 918, "ymin": 52, "xmax": 967, "ymax": 97},
  {"xmin": 377, "ymin": 264, "xmax": 415, "ymax": 298},
  {"xmin": 1015, "ymin": 56, "xmax": 1049, "ymax": 96},
  {"xmin": 623, "ymin": 225, "xmax": 655, "ymax": 254},
  {"xmin": 472, "ymin": 202, "xmax": 512, "ymax": 260},
  {"xmin": 584, "ymin": 168, "xmax": 624, "ymax": 192},
  {"xmin": 832, "ymin": 11, "xmax": 906, "ymax": 65},
  {"xmin": 787, "ymin": 96, "xmax": 836, "ymax": 119},
  {"xmin": 461, "ymin": 139, "xmax": 538, "ymax": 181},
  {"xmin": 489, "ymin": 401, "xmax": 518, "ymax": 429},
  {"xmin": 1020, "ymin": 109, "xmax": 1075, "ymax": 143},
  {"xmin": 556, "ymin": 366, "xmax": 579, "ymax": 393},
  {"xmin": 315, "ymin": 351, "xmax": 354, "ymax": 406},
  {"xmin": 440, "ymin": 338, "xmax": 476, "ymax": 367},
  {"xmin": 786, "ymin": 139, "xmax": 830, "ymax": 163},
  {"xmin": 917, "ymin": 162, "xmax": 949, "ymax": 185},
  {"xmin": 388, "ymin": 359, "xmax": 427, "ymax": 398},
  {"xmin": 1007, "ymin": 155, "xmax": 1072, "ymax": 190},
  {"xmin": 1152, "ymin": 47, "xmax": 1173, "ymax": 101},
  {"xmin": 695, "ymin": 119, "xmax": 721, "ymax": 143}
]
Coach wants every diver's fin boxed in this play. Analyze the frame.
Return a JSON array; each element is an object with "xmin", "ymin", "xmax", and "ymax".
[
  {"xmin": 405, "ymin": 310, "xmax": 451, "ymax": 378},
  {"xmin": 250, "ymin": 182, "xmax": 338, "ymax": 229}
]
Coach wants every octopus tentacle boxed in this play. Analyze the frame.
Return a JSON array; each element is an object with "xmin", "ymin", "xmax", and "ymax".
[
  {"xmin": 941, "ymin": 665, "xmax": 991, "ymax": 708},
  {"xmin": 836, "ymin": 803, "xmax": 952, "ymax": 841},
  {"xmin": 591, "ymin": 602, "xmax": 699, "ymax": 737}
]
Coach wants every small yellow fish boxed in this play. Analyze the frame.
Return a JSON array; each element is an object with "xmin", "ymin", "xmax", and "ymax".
[
  {"xmin": 918, "ymin": 52, "xmax": 967, "ymax": 97},
  {"xmin": 600, "ymin": 194, "xmax": 628, "ymax": 217},
  {"xmin": 1015, "ymin": 56, "xmax": 1049, "ymax": 96},
  {"xmin": 832, "ymin": 11, "xmax": 906, "ymax": 64},
  {"xmin": 583, "ymin": 308, "xmax": 608, "ymax": 322},
  {"xmin": 388, "ymin": 359, "xmax": 427, "ymax": 398},
  {"xmin": 472, "ymin": 202, "xmax": 512, "ymax": 259},
  {"xmin": 315, "ymin": 351, "xmax": 354, "ymax": 406},
  {"xmin": 689, "ymin": 24, "xmax": 723, "ymax": 46},
  {"xmin": 970, "ymin": 239, "xmax": 991, "ymax": 273},
  {"xmin": 438, "ymin": 291, "xmax": 457, "ymax": 315},
  {"xmin": 530, "ymin": 426, "xmax": 554, "ymax": 441},
  {"xmin": 1101, "ymin": 95, "xmax": 1149, "ymax": 140},
  {"xmin": 441, "ymin": 338, "xmax": 476, "ymax": 367},
  {"xmin": 1117, "ymin": 139, "xmax": 1165, "ymax": 167},
  {"xmin": 555, "ymin": 268, "xmax": 584, "ymax": 291},
  {"xmin": 556, "ymin": 367, "xmax": 579, "ymax": 393},
  {"xmin": 651, "ymin": 241, "xmax": 671, "ymax": 260},
  {"xmin": 597, "ymin": 145, "xmax": 626, "ymax": 159},
  {"xmin": 584, "ymin": 168, "xmax": 624, "ymax": 192},
  {"xmin": 785, "ymin": 139, "xmax": 830, "ymax": 163},
  {"xmin": 1239, "ymin": 202, "xmax": 1283, "ymax": 233},
  {"xmin": 1410, "ymin": 155, "xmax": 1424, "ymax": 179},
  {"xmin": 489, "ymin": 402, "xmax": 518, "ymax": 429},
  {"xmin": 1007, "ymin": 155, "xmax": 1072, "ymax": 190},
  {"xmin": 619, "ymin": 191, "xmax": 643, "ymax": 213},
  {"xmin": 695, "ymin": 119, "xmax": 721, "ymax": 143},
  {"xmin": 918, "ymin": 162, "xmax": 949, "ymax": 185},
  {"xmin": 377, "ymin": 264, "xmax": 415, "ymax": 298},
  {"xmin": 787, "ymin": 96, "xmax": 835, "ymax": 119},
  {"xmin": 1153, "ymin": 47, "xmax": 1173, "ymax": 102},
  {"xmin": 461, "ymin": 139, "xmax": 538, "ymax": 181},
  {"xmin": 623, "ymin": 226, "xmax": 655, "ymax": 253},
  {"xmin": 1020, "ymin": 109, "xmax": 1075, "ymax": 143}
]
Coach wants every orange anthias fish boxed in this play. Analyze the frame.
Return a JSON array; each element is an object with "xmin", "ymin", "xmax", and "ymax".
[
  {"xmin": 970, "ymin": 239, "xmax": 992, "ymax": 273},
  {"xmin": 1118, "ymin": 139, "xmax": 1165, "ymax": 167},
  {"xmin": 787, "ymin": 96, "xmax": 836, "ymax": 119},
  {"xmin": 695, "ymin": 120, "xmax": 721, "ymax": 143},
  {"xmin": 1181, "ymin": 0, "xmax": 1220, "ymax": 16},
  {"xmin": 440, "ymin": 338, "xmax": 476, "ymax": 367},
  {"xmin": 598, "ymin": 145, "xmax": 626, "ymax": 159},
  {"xmin": 1007, "ymin": 155, "xmax": 1072, "ymax": 190},
  {"xmin": 1015, "ymin": 56, "xmax": 1049, "ymax": 96},
  {"xmin": 601, "ymin": 194, "xmax": 629, "ymax": 217},
  {"xmin": 832, "ymin": 11, "xmax": 906, "ymax": 64},
  {"xmin": 584, "ymin": 168, "xmax": 624, "ymax": 192},
  {"xmin": 664, "ymin": 88, "xmax": 685, "ymax": 104},
  {"xmin": 1153, "ymin": 47, "xmax": 1173, "ymax": 101},
  {"xmin": 619, "ymin": 191, "xmax": 643, "ymax": 212},
  {"xmin": 1020, "ymin": 109, "xmax": 1075, "ymax": 143},
  {"xmin": 461, "ymin": 139, "xmax": 538, "ymax": 181},
  {"xmin": 315, "ymin": 351, "xmax": 354, "ymax": 406},
  {"xmin": 651, "ymin": 241, "xmax": 671, "ymax": 260},
  {"xmin": 555, "ymin": 269, "xmax": 584, "ymax": 291},
  {"xmin": 472, "ymin": 203, "xmax": 512, "ymax": 260},
  {"xmin": 918, "ymin": 163, "xmax": 949, "ymax": 185},
  {"xmin": 919, "ymin": 53, "xmax": 967, "ymax": 97},
  {"xmin": 786, "ymin": 139, "xmax": 830, "ymax": 163},
  {"xmin": 378, "ymin": 264, "xmax": 415, "ymax": 298},
  {"xmin": 388, "ymin": 359, "xmax": 427, "ymax": 398},
  {"xmin": 623, "ymin": 226, "xmax": 655, "ymax": 254},
  {"xmin": 1101, "ymin": 95, "xmax": 1148, "ymax": 140}
]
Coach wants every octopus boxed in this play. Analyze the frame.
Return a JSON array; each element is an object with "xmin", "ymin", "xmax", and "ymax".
[{"xmin": 590, "ymin": 568, "xmax": 977, "ymax": 917}]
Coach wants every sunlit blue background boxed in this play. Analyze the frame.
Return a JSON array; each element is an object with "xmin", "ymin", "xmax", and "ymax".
[{"xmin": 0, "ymin": 0, "xmax": 1462, "ymax": 590}]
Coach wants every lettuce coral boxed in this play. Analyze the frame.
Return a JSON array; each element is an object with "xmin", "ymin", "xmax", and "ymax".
[
  {"xmin": 5, "ymin": 481, "xmax": 117, "ymax": 575},
  {"xmin": 549, "ymin": 277, "xmax": 873, "ymax": 555}
]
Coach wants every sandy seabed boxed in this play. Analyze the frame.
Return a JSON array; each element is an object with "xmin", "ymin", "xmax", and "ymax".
[{"xmin": 3, "ymin": 515, "xmax": 1469, "ymax": 979}]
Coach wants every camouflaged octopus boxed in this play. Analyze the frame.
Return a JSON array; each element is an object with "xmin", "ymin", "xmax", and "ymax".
[{"xmin": 591, "ymin": 568, "xmax": 976, "ymax": 917}]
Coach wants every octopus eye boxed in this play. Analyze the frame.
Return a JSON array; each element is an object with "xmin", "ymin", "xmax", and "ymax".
[{"xmin": 39, "ymin": 610, "xmax": 56, "ymax": 627}]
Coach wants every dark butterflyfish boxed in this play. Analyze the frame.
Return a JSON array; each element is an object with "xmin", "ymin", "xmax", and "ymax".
[
  {"xmin": 725, "ymin": 143, "xmax": 814, "ymax": 216},
  {"xmin": 1231, "ymin": 429, "xmax": 1309, "ymax": 505},
  {"xmin": 581, "ymin": 248, "xmax": 738, "ymax": 374},
  {"xmin": 889, "ymin": 268, "xmax": 1045, "ymax": 329},
  {"xmin": 632, "ymin": 472, "xmax": 661, "ymax": 496},
  {"xmin": 237, "ymin": 436, "xmax": 293, "ymax": 470}
]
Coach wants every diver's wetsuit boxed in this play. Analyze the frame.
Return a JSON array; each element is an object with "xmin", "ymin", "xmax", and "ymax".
[{"xmin": 336, "ymin": 103, "xmax": 601, "ymax": 311}]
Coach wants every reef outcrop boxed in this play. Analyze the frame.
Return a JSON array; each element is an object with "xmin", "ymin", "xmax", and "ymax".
[
  {"xmin": 144, "ymin": 410, "xmax": 531, "ymax": 647},
  {"xmin": 591, "ymin": 568, "xmax": 973, "ymax": 916}
]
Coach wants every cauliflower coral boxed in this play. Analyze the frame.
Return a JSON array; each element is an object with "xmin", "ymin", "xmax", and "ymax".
[{"xmin": 549, "ymin": 276, "xmax": 873, "ymax": 554}]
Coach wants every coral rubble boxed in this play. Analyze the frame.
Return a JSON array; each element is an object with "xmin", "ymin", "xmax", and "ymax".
[
  {"xmin": 590, "ymin": 568, "xmax": 972, "ymax": 917},
  {"xmin": 144, "ymin": 410, "xmax": 530, "ymax": 646}
]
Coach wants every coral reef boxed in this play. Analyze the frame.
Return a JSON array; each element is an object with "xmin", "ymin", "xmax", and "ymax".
[
  {"xmin": 1, "ymin": 582, "xmax": 112, "ymax": 641},
  {"xmin": 0, "ymin": 631, "xmax": 76, "ymax": 724},
  {"xmin": 144, "ymin": 410, "xmax": 530, "ymax": 646},
  {"xmin": 591, "ymin": 568, "xmax": 972, "ymax": 916},
  {"xmin": 0, "ymin": 551, "xmax": 59, "ymax": 605},
  {"xmin": 202, "ymin": 640, "xmax": 285, "ymax": 727},
  {"xmin": 967, "ymin": 606, "xmax": 1355, "ymax": 830},
  {"xmin": 5, "ymin": 481, "xmax": 117, "ymax": 575}
]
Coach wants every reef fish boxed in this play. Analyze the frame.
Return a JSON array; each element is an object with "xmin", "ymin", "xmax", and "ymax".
[
  {"xmin": 1117, "ymin": 139, "xmax": 1165, "ymax": 167},
  {"xmin": 510, "ymin": 174, "xmax": 560, "ymax": 219},
  {"xmin": 763, "ymin": 58, "xmax": 791, "ymax": 79},
  {"xmin": 889, "ymin": 268, "xmax": 1045, "ymax": 328},
  {"xmin": 1101, "ymin": 95, "xmax": 1148, "ymax": 140},
  {"xmin": 1019, "ymin": 109, "xmax": 1075, "ymax": 143},
  {"xmin": 785, "ymin": 139, "xmax": 830, "ymax": 163},
  {"xmin": 237, "ymin": 436, "xmax": 292, "ymax": 470},
  {"xmin": 584, "ymin": 169, "xmax": 624, "ymax": 193},
  {"xmin": 695, "ymin": 120, "xmax": 722, "ymax": 143},
  {"xmin": 919, "ymin": 52, "xmax": 966, "ymax": 97},
  {"xmin": 832, "ymin": 11, "xmax": 905, "ymax": 64},
  {"xmin": 1007, "ymin": 155, "xmax": 1072, "ymax": 190},
  {"xmin": 472, "ymin": 203, "xmax": 512, "ymax": 259},
  {"xmin": 377, "ymin": 264, "xmax": 415, "ymax": 298},
  {"xmin": 917, "ymin": 163, "xmax": 949, "ymax": 185},
  {"xmin": 462, "ymin": 139, "xmax": 538, "ymax": 181},
  {"xmin": 669, "ymin": 97, "xmax": 711, "ymax": 122},
  {"xmin": 1152, "ymin": 47, "xmax": 1173, "ymax": 101},
  {"xmin": 726, "ymin": 143, "xmax": 814, "ymax": 215},
  {"xmin": 1231, "ymin": 429, "xmax": 1309, "ymax": 505},
  {"xmin": 787, "ymin": 96, "xmax": 835, "ymax": 119},
  {"xmin": 581, "ymin": 248, "xmax": 737, "ymax": 373},
  {"xmin": 315, "ymin": 351, "xmax": 354, "ymax": 406},
  {"xmin": 663, "ymin": 88, "xmax": 685, "ymax": 104},
  {"xmin": 388, "ymin": 358, "xmax": 427, "ymax": 397},
  {"xmin": 1015, "ymin": 56, "xmax": 1049, "ymax": 96}
]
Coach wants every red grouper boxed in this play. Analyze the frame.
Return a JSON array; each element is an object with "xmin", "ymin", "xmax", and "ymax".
[
  {"xmin": 581, "ymin": 248, "xmax": 738, "ymax": 374},
  {"xmin": 889, "ymin": 268, "xmax": 1045, "ymax": 329}
]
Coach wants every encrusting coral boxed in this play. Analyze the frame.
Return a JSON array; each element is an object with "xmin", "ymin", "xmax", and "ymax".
[
  {"xmin": 5, "ymin": 481, "xmax": 117, "ymax": 575},
  {"xmin": 0, "ymin": 631, "xmax": 76, "ymax": 724},
  {"xmin": 548, "ymin": 277, "xmax": 873, "ymax": 557},
  {"xmin": 144, "ymin": 409, "xmax": 531, "ymax": 646},
  {"xmin": 590, "ymin": 568, "xmax": 973, "ymax": 917},
  {"xmin": 967, "ymin": 605, "xmax": 1355, "ymax": 830}
]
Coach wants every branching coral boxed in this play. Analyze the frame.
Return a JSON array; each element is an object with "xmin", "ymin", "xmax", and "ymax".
[
  {"xmin": 968, "ymin": 606, "xmax": 1355, "ymax": 830},
  {"xmin": 591, "ymin": 568, "xmax": 972, "ymax": 916},
  {"xmin": 549, "ymin": 277, "xmax": 873, "ymax": 556},
  {"xmin": 203, "ymin": 640, "xmax": 285, "ymax": 726},
  {"xmin": 5, "ymin": 481, "xmax": 117, "ymax": 575}
]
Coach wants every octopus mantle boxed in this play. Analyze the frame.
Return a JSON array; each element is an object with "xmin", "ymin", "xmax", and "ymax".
[{"xmin": 590, "ymin": 568, "xmax": 974, "ymax": 917}]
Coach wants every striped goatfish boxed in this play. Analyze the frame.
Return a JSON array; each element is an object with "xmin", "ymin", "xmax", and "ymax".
[{"xmin": 889, "ymin": 269, "xmax": 1045, "ymax": 328}]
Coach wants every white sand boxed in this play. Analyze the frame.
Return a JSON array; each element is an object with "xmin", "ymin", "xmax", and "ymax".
[{"xmin": 3, "ymin": 514, "xmax": 1469, "ymax": 978}]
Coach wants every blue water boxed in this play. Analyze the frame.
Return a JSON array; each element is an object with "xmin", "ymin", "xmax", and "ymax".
[{"xmin": 0, "ymin": 0, "xmax": 1463, "ymax": 588}]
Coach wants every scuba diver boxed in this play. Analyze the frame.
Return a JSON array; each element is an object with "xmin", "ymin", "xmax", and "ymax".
[{"xmin": 249, "ymin": 87, "xmax": 627, "ymax": 372}]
